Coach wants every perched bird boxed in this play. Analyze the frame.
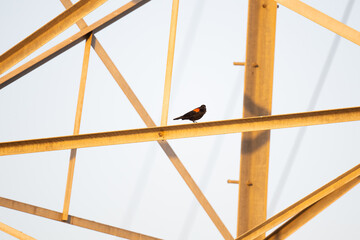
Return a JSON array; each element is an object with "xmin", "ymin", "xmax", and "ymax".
[{"xmin": 173, "ymin": 105, "xmax": 206, "ymax": 123}]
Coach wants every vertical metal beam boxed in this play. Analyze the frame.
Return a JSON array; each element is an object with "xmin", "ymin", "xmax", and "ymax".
[
  {"xmin": 265, "ymin": 176, "xmax": 360, "ymax": 240},
  {"xmin": 0, "ymin": 221, "xmax": 36, "ymax": 240},
  {"xmin": 161, "ymin": 0, "xmax": 180, "ymax": 126},
  {"xmin": 0, "ymin": 0, "xmax": 108, "ymax": 75},
  {"xmin": 237, "ymin": 0, "xmax": 277, "ymax": 238},
  {"xmin": 62, "ymin": 32, "xmax": 93, "ymax": 221}
]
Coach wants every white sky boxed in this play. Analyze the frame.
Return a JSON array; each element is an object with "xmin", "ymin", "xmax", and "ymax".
[{"xmin": 0, "ymin": 0, "xmax": 360, "ymax": 239}]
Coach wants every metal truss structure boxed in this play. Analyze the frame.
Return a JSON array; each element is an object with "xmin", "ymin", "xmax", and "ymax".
[{"xmin": 0, "ymin": 0, "xmax": 359, "ymax": 239}]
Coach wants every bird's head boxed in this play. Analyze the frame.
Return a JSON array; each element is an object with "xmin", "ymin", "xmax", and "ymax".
[{"xmin": 200, "ymin": 105, "xmax": 206, "ymax": 111}]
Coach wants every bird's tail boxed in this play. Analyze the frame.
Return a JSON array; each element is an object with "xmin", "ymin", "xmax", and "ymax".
[{"xmin": 173, "ymin": 116, "xmax": 182, "ymax": 120}]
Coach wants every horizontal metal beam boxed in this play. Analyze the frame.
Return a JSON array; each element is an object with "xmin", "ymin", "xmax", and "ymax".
[
  {"xmin": 0, "ymin": 196, "xmax": 160, "ymax": 240},
  {"xmin": 264, "ymin": 176, "xmax": 360, "ymax": 240},
  {"xmin": 0, "ymin": 0, "xmax": 150, "ymax": 90},
  {"xmin": 275, "ymin": 0, "xmax": 360, "ymax": 46},
  {"xmin": 236, "ymin": 161, "xmax": 360, "ymax": 240},
  {"xmin": 0, "ymin": 106, "xmax": 359, "ymax": 156},
  {"xmin": 0, "ymin": 0, "xmax": 109, "ymax": 75}
]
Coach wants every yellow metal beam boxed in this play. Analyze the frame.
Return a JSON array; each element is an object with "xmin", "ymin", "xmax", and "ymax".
[
  {"xmin": 0, "ymin": 197, "xmax": 160, "ymax": 240},
  {"xmin": 0, "ymin": 106, "xmax": 359, "ymax": 156},
  {"xmin": 0, "ymin": 221, "xmax": 36, "ymax": 240},
  {"xmin": 62, "ymin": 32, "xmax": 93, "ymax": 221},
  {"xmin": 0, "ymin": 0, "xmax": 150, "ymax": 90},
  {"xmin": 0, "ymin": 0, "xmax": 109, "ymax": 75},
  {"xmin": 236, "ymin": 162, "xmax": 360, "ymax": 240},
  {"xmin": 275, "ymin": 0, "xmax": 360, "ymax": 46},
  {"xmin": 161, "ymin": 0, "xmax": 179, "ymax": 126},
  {"xmin": 237, "ymin": 0, "xmax": 277, "ymax": 238},
  {"xmin": 60, "ymin": 1, "xmax": 234, "ymax": 239},
  {"xmin": 264, "ymin": 176, "xmax": 360, "ymax": 240}
]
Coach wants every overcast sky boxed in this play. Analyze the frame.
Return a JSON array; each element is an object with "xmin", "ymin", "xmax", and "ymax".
[{"xmin": 0, "ymin": 0, "xmax": 360, "ymax": 239}]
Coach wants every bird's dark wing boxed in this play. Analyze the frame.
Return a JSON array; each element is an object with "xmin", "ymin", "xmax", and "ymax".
[{"xmin": 181, "ymin": 109, "xmax": 197, "ymax": 118}]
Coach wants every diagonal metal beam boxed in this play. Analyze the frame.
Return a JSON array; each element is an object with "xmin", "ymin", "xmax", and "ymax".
[
  {"xmin": 264, "ymin": 176, "xmax": 360, "ymax": 240},
  {"xmin": 0, "ymin": 197, "xmax": 160, "ymax": 240},
  {"xmin": 235, "ymin": 162, "xmax": 360, "ymax": 240},
  {"xmin": 161, "ymin": 0, "xmax": 179, "ymax": 126},
  {"xmin": 0, "ymin": 106, "xmax": 359, "ymax": 156},
  {"xmin": 0, "ymin": 221, "xmax": 36, "ymax": 240},
  {"xmin": 0, "ymin": 0, "xmax": 150, "ymax": 90},
  {"xmin": 60, "ymin": 1, "xmax": 234, "ymax": 239},
  {"xmin": 90, "ymin": 35, "xmax": 155, "ymax": 126},
  {"xmin": 0, "ymin": 0, "xmax": 109, "ymax": 75},
  {"xmin": 62, "ymin": 32, "xmax": 93, "ymax": 221},
  {"xmin": 275, "ymin": 0, "xmax": 360, "ymax": 46}
]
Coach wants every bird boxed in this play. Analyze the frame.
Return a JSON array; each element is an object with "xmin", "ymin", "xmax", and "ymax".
[{"xmin": 173, "ymin": 105, "xmax": 206, "ymax": 123}]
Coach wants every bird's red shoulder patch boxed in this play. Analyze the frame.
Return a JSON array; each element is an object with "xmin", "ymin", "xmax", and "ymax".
[{"xmin": 193, "ymin": 108, "xmax": 200, "ymax": 113}]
